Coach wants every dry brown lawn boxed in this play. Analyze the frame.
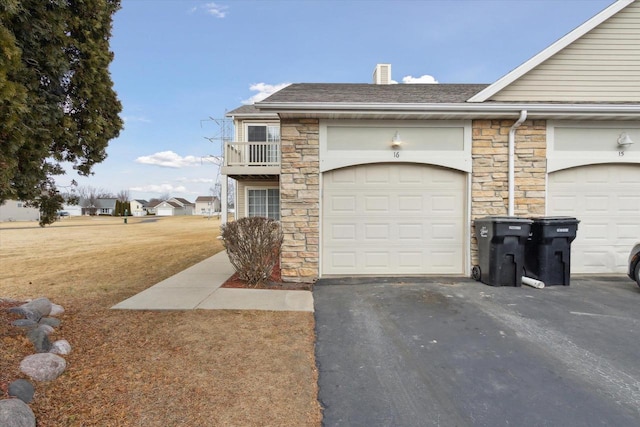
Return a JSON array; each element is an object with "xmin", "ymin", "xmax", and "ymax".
[{"xmin": 0, "ymin": 216, "xmax": 321, "ymax": 426}]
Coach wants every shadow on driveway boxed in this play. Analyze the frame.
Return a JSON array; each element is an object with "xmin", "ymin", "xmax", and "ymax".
[{"xmin": 314, "ymin": 276, "xmax": 640, "ymax": 427}]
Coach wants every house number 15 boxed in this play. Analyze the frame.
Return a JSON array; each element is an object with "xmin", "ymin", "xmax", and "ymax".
[{"xmin": 393, "ymin": 151, "xmax": 400, "ymax": 158}]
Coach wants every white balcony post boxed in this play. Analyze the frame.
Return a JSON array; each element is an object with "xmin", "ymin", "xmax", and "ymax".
[{"xmin": 221, "ymin": 174, "xmax": 228, "ymax": 224}]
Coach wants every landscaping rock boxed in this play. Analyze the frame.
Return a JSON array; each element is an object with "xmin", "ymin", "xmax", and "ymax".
[
  {"xmin": 0, "ymin": 398, "xmax": 36, "ymax": 427},
  {"xmin": 38, "ymin": 317, "xmax": 61, "ymax": 328},
  {"xmin": 21, "ymin": 297, "xmax": 52, "ymax": 318},
  {"xmin": 20, "ymin": 353, "xmax": 66, "ymax": 382},
  {"xmin": 38, "ymin": 324, "xmax": 55, "ymax": 335},
  {"xmin": 27, "ymin": 327, "xmax": 52, "ymax": 353},
  {"xmin": 8, "ymin": 379, "xmax": 35, "ymax": 404},
  {"xmin": 50, "ymin": 339, "xmax": 72, "ymax": 355},
  {"xmin": 8, "ymin": 307, "xmax": 41, "ymax": 322},
  {"xmin": 49, "ymin": 303, "xmax": 65, "ymax": 316},
  {"xmin": 11, "ymin": 319, "xmax": 38, "ymax": 330}
]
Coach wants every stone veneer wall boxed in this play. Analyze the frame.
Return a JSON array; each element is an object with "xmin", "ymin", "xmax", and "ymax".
[
  {"xmin": 471, "ymin": 119, "xmax": 547, "ymax": 264},
  {"xmin": 279, "ymin": 118, "xmax": 320, "ymax": 282}
]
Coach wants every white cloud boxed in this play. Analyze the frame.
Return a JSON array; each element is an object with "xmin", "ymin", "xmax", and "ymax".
[
  {"xmin": 188, "ymin": 2, "xmax": 228, "ymax": 18},
  {"xmin": 135, "ymin": 151, "xmax": 203, "ymax": 168},
  {"xmin": 122, "ymin": 115, "xmax": 151, "ymax": 124},
  {"xmin": 402, "ymin": 75, "xmax": 439, "ymax": 84},
  {"xmin": 129, "ymin": 184, "xmax": 188, "ymax": 194},
  {"xmin": 176, "ymin": 177, "xmax": 215, "ymax": 183},
  {"xmin": 204, "ymin": 2, "xmax": 228, "ymax": 18},
  {"xmin": 242, "ymin": 82, "xmax": 290, "ymax": 104}
]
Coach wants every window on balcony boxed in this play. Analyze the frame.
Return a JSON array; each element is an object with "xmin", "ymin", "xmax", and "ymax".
[
  {"xmin": 247, "ymin": 188, "xmax": 280, "ymax": 220},
  {"xmin": 247, "ymin": 125, "xmax": 279, "ymax": 164}
]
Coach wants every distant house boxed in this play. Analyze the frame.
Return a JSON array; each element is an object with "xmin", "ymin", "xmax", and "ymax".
[
  {"xmin": 130, "ymin": 199, "xmax": 149, "ymax": 217},
  {"xmin": 61, "ymin": 204, "xmax": 82, "ymax": 216},
  {"xmin": 91, "ymin": 198, "xmax": 117, "ymax": 215},
  {"xmin": 0, "ymin": 200, "xmax": 40, "ymax": 222},
  {"xmin": 170, "ymin": 197, "xmax": 195, "ymax": 215},
  {"xmin": 147, "ymin": 200, "xmax": 161, "ymax": 215},
  {"xmin": 154, "ymin": 198, "xmax": 194, "ymax": 216},
  {"xmin": 195, "ymin": 196, "xmax": 221, "ymax": 216}
]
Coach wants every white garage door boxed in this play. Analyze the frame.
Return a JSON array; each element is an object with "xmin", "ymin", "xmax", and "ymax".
[
  {"xmin": 548, "ymin": 164, "xmax": 640, "ymax": 274},
  {"xmin": 322, "ymin": 163, "xmax": 466, "ymax": 276},
  {"xmin": 156, "ymin": 208, "xmax": 173, "ymax": 216}
]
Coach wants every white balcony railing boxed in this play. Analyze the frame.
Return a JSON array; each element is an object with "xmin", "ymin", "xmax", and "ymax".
[{"xmin": 224, "ymin": 141, "xmax": 280, "ymax": 167}]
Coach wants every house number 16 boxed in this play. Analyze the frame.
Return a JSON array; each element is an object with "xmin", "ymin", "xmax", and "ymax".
[{"xmin": 393, "ymin": 151, "xmax": 400, "ymax": 158}]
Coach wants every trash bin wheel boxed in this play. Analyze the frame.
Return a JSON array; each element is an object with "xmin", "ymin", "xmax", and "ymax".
[{"xmin": 472, "ymin": 265, "xmax": 481, "ymax": 281}]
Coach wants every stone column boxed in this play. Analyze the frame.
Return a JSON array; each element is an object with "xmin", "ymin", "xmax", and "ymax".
[{"xmin": 279, "ymin": 118, "xmax": 320, "ymax": 282}]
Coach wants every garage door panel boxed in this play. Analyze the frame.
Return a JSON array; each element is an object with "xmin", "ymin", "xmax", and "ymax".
[
  {"xmin": 431, "ymin": 249, "xmax": 460, "ymax": 266},
  {"xmin": 432, "ymin": 223, "xmax": 457, "ymax": 241},
  {"xmin": 548, "ymin": 164, "xmax": 640, "ymax": 274},
  {"xmin": 399, "ymin": 224, "xmax": 423, "ymax": 240},
  {"xmin": 365, "ymin": 196, "xmax": 389, "ymax": 211},
  {"xmin": 398, "ymin": 196, "xmax": 423, "ymax": 211},
  {"xmin": 364, "ymin": 166, "xmax": 390, "ymax": 183},
  {"xmin": 323, "ymin": 163, "xmax": 465, "ymax": 275},
  {"xmin": 364, "ymin": 252, "xmax": 390, "ymax": 268},
  {"xmin": 364, "ymin": 224, "xmax": 389, "ymax": 240},
  {"xmin": 330, "ymin": 252, "xmax": 357, "ymax": 267},
  {"xmin": 619, "ymin": 195, "xmax": 640, "ymax": 212},
  {"xmin": 327, "ymin": 195, "xmax": 356, "ymax": 212},
  {"xmin": 330, "ymin": 168, "xmax": 356, "ymax": 184},
  {"xmin": 585, "ymin": 196, "xmax": 609, "ymax": 213},
  {"xmin": 432, "ymin": 195, "xmax": 460, "ymax": 213},
  {"xmin": 329, "ymin": 224, "xmax": 356, "ymax": 240}
]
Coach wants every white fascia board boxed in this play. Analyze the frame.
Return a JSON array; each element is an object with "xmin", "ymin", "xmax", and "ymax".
[
  {"xmin": 257, "ymin": 102, "xmax": 640, "ymax": 117},
  {"xmin": 467, "ymin": 0, "xmax": 635, "ymax": 103},
  {"xmin": 225, "ymin": 112, "xmax": 278, "ymax": 119}
]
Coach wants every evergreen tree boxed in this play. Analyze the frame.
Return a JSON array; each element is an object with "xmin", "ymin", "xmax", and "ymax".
[{"xmin": 0, "ymin": 0, "xmax": 123, "ymax": 226}]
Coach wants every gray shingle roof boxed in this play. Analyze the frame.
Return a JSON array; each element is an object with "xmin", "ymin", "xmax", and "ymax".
[
  {"xmin": 258, "ymin": 83, "xmax": 490, "ymax": 105},
  {"xmin": 226, "ymin": 104, "xmax": 278, "ymax": 117},
  {"xmin": 195, "ymin": 196, "xmax": 219, "ymax": 202},
  {"xmin": 171, "ymin": 197, "xmax": 194, "ymax": 206}
]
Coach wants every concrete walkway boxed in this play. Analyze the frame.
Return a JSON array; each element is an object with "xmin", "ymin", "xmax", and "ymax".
[{"xmin": 111, "ymin": 251, "xmax": 313, "ymax": 312}]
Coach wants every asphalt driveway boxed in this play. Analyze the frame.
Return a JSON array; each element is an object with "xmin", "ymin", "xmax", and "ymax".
[{"xmin": 314, "ymin": 276, "xmax": 640, "ymax": 426}]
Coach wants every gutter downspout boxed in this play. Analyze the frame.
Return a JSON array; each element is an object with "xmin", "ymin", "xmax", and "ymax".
[{"xmin": 508, "ymin": 110, "xmax": 527, "ymax": 216}]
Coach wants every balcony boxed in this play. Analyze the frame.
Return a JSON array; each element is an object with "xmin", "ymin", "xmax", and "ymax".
[{"xmin": 221, "ymin": 141, "xmax": 281, "ymax": 178}]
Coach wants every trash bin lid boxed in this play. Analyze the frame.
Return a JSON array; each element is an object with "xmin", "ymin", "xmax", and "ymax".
[
  {"xmin": 529, "ymin": 216, "xmax": 580, "ymax": 225},
  {"xmin": 475, "ymin": 216, "xmax": 533, "ymax": 224}
]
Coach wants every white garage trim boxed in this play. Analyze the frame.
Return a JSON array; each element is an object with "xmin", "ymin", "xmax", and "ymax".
[
  {"xmin": 320, "ymin": 119, "xmax": 472, "ymax": 173},
  {"xmin": 321, "ymin": 163, "xmax": 468, "ymax": 276},
  {"xmin": 548, "ymin": 163, "xmax": 640, "ymax": 274},
  {"xmin": 547, "ymin": 121, "xmax": 640, "ymax": 173}
]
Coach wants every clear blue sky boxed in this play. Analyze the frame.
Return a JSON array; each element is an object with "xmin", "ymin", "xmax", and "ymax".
[{"xmin": 62, "ymin": 0, "xmax": 614, "ymax": 201}]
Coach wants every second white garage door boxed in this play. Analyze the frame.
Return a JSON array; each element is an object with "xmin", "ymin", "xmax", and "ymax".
[
  {"xmin": 548, "ymin": 164, "xmax": 640, "ymax": 274},
  {"xmin": 322, "ymin": 163, "xmax": 466, "ymax": 276}
]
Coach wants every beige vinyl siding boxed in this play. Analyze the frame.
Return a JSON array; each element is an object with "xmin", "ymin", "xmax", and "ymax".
[
  {"xmin": 236, "ymin": 180, "xmax": 279, "ymax": 219},
  {"xmin": 235, "ymin": 119, "xmax": 244, "ymax": 142},
  {"xmin": 491, "ymin": 2, "xmax": 640, "ymax": 102}
]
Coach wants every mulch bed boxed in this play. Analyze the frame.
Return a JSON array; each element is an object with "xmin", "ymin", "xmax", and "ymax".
[
  {"xmin": 0, "ymin": 298, "xmax": 30, "ymax": 397},
  {"xmin": 221, "ymin": 261, "xmax": 314, "ymax": 291}
]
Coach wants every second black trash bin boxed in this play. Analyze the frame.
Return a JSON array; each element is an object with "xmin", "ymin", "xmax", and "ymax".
[
  {"xmin": 473, "ymin": 216, "xmax": 533, "ymax": 287},
  {"xmin": 524, "ymin": 217, "xmax": 580, "ymax": 286}
]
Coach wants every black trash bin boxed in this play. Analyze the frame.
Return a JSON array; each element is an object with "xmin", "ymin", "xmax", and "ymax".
[
  {"xmin": 473, "ymin": 216, "xmax": 533, "ymax": 287},
  {"xmin": 524, "ymin": 217, "xmax": 579, "ymax": 286}
]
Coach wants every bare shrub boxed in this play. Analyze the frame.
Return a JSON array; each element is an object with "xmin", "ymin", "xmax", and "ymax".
[{"xmin": 220, "ymin": 217, "xmax": 283, "ymax": 286}]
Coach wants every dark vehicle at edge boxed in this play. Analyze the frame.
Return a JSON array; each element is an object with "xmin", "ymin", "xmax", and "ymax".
[{"xmin": 629, "ymin": 242, "xmax": 640, "ymax": 287}]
